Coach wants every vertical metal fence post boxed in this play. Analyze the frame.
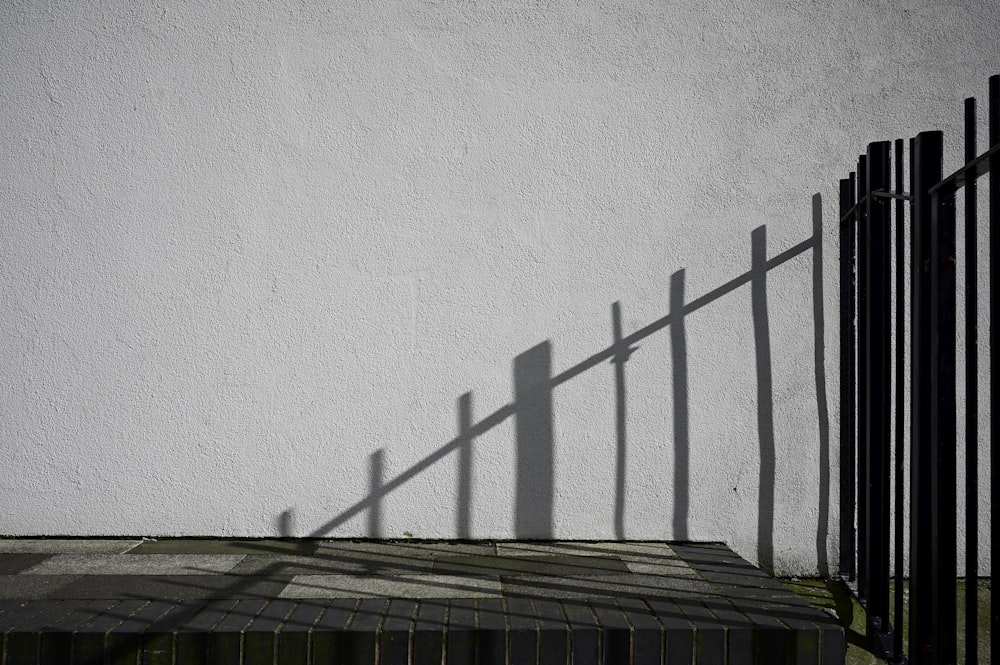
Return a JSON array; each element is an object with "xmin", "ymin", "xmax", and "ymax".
[
  {"xmin": 857, "ymin": 155, "xmax": 870, "ymax": 600},
  {"xmin": 892, "ymin": 138, "xmax": 905, "ymax": 664},
  {"xmin": 864, "ymin": 142, "xmax": 892, "ymax": 650},
  {"xmin": 840, "ymin": 175, "xmax": 857, "ymax": 581},
  {"xmin": 963, "ymin": 96, "xmax": 979, "ymax": 665},
  {"xmin": 929, "ymin": 137, "xmax": 958, "ymax": 665},
  {"xmin": 910, "ymin": 131, "xmax": 942, "ymax": 665},
  {"xmin": 989, "ymin": 74, "xmax": 999, "ymax": 664}
]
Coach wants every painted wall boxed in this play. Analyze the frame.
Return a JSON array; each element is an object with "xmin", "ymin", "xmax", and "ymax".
[{"xmin": 1, "ymin": 0, "xmax": 996, "ymax": 575}]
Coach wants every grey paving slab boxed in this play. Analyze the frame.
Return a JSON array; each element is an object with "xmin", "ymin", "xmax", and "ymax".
[
  {"xmin": 432, "ymin": 554, "xmax": 629, "ymax": 576},
  {"xmin": 129, "ymin": 539, "xmax": 318, "ymax": 555},
  {"xmin": 501, "ymin": 574, "xmax": 716, "ymax": 599},
  {"xmin": 497, "ymin": 541, "xmax": 679, "ymax": 559},
  {"xmin": 21, "ymin": 554, "xmax": 246, "ymax": 576},
  {"xmin": 226, "ymin": 554, "xmax": 370, "ymax": 576},
  {"xmin": 314, "ymin": 543, "xmax": 438, "ymax": 573},
  {"xmin": 624, "ymin": 559, "xmax": 701, "ymax": 576},
  {"xmin": 279, "ymin": 574, "xmax": 503, "ymax": 599},
  {"xmin": 0, "ymin": 554, "xmax": 50, "ymax": 575},
  {"xmin": 0, "ymin": 539, "xmax": 141, "ymax": 554},
  {"xmin": 320, "ymin": 540, "xmax": 495, "ymax": 556},
  {"xmin": 0, "ymin": 574, "xmax": 82, "ymax": 599},
  {"xmin": 50, "ymin": 575, "xmax": 290, "ymax": 600}
]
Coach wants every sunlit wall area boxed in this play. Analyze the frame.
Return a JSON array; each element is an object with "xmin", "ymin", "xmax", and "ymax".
[{"xmin": 1, "ymin": 0, "xmax": 996, "ymax": 575}]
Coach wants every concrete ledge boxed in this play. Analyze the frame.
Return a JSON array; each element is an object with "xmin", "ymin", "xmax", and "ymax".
[{"xmin": 0, "ymin": 540, "xmax": 844, "ymax": 665}]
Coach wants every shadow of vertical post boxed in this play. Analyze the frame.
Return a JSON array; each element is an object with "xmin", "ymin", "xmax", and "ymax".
[
  {"xmin": 514, "ymin": 342, "xmax": 554, "ymax": 539},
  {"xmin": 456, "ymin": 392, "xmax": 473, "ymax": 539},
  {"xmin": 752, "ymin": 227, "xmax": 776, "ymax": 573},
  {"xmin": 611, "ymin": 302, "xmax": 630, "ymax": 540},
  {"xmin": 278, "ymin": 509, "xmax": 294, "ymax": 538},
  {"xmin": 368, "ymin": 450, "xmax": 384, "ymax": 538},
  {"xmin": 813, "ymin": 194, "xmax": 831, "ymax": 576},
  {"xmin": 670, "ymin": 270, "xmax": 689, "ymax": 541}
]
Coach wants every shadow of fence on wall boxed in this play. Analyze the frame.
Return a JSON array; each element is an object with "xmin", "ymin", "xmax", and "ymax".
[{"xmin": 298, "ymin": 203, "xmax": 831, "ymax": 575}]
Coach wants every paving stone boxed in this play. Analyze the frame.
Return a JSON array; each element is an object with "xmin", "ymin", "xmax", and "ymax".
[
  {"xmin": 342, "ymin": 598, "xmax": 384, "ymax": 665},
  {"xmin": 52, "ymin": 575, "xmax": 290, "ymax": 600},
  {"xmin": 129, "ymin": 539, "xmax": 318, "ymax": 555},
  {"xmin": 533, "ymin": 598, "xmax": 570, "ymax": 665},
  {"xmin": 244, "ymin": 599, "xmax": 297, "ymax": 665},
  {"xmin": 560, "ymin": 599, "xmax": 600, "ymax": 665},
  {"xmin": 0, "ymin": 574, "xmax": 81, "ymax": 599},
  {"xmin": 140, "ymin": 600, "xmax": 209, "ymax": 665},
  {"xmin": 0, "ymin": 554, "xmax": 50, "ymax": 575},
  {"xmin": 446, "ymin": 599, "xmax": 477, "ymax": 665},
  {"xmin": 624, "ymin": 559, "xmax": 701, "ymax": 576},
  {"xmin": 0, "ymin": 539, "xmax": 140, "ymax": 554},
  {"xmin": 676, "ymin": 598, "xmax": 727, "ymax": 665},
  {"xmin": 615, "ymin": 597, "xmax": 663, "ymax": 665},
  {"xmin": 174, "ymin": 599, "xmax": 238, "ymax": 665},
  {"xmin": 702, "ymin": 598, "xmax": 755, "ymax": 665},
  {"xmin": 0, "ymin": 599, "xmax": 21, "ymax": 621},
  {"xmin": 501, "ymin": 574, "xmax": 715, "ymax": 599},
  {"xmin": 208, "ymin": 599, "xmax": 268, "ymax": 665},
  {"xmin": 433, "ymin": 554, "xmax": 629, "ymax": 576},
  {"xmin": 738, "ymin": 601, "xmax": 793, "ymax": 665},
  {"xmin": 645, "ymin": 598, "xmax": 694, "ymax": 665},
  {"xmin": 821, "ymin": 623, "xmax": 846, "ymax": 665},
  {"xmin": 379, "ymin": 599, "xmax": 417, "ymax": 665},
  {"xmin": 321, "ymin": 540, "xmax": 495, "ymax": 555},
  {"xmin": 505, "ymin": 597, "xmax": 537, "ymax": 665},
  {"xmin": 412, "ymin": 599, "xmax": 447, "ymax": 665},
  {"xmin": 313, "ymin": 543, "xmax": 438, "ymax": 573},
  {"xmin": 276, "ymin": 600, "xmax": 326, "ymax": 664},
  {"xmin": 0, "ymin": 540, "xmax": 845, "ymax": 665},
  {"xmin": 4, "ymin": 599, "xmax": 88, "ymax": 665},
  {"xmin": 475, "ymin": 598, "xmax": 507, "ymax": 665},
  {"xmin": 38, "ymin": 599, "xmax": 118, "ymax": 665},
  {"xmin": 22, "ymin": 554, "xmax": 246, "ymax": 576},
  {"xmin": 497, "ymin": 540, "xmax": 678, "ymax": 557},
  {"xmin": 71, "ymin": 599, "xmax": 149, "ymax": 665},
  {"xmin": 590, "ymin": 598, "xmax": 631, "ymax": 665},
  {"xmin": 311, "ymin": 599, "xmax": 358, "ymax": 664},
  {"xmin": 226, "ymin": 553, "xmax": 370, "ymax": 576},
  {"xmin": 279, "ymin": 574, "xmax": 502, "ymax": 599},
  {"xmin": 105, "ymin": 600, "xmax": 177, "ymax": 665}
]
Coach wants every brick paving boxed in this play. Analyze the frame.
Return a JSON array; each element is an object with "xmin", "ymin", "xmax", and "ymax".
[{"xmin": 0, "ymin": 539, "xmax": 843, "ymax": 664}]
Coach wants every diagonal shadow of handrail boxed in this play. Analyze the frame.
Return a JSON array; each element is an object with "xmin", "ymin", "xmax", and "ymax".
[{"xmin": 305, "ymin": 217, "xmax": 830, "ymax": 572}]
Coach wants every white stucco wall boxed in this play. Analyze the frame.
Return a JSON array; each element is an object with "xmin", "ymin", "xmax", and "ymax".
[{"xmin": 1, "ymin": 0, "xmax": 996, "ymax": 575}]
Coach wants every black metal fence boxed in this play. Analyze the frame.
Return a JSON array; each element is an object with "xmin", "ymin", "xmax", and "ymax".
[{"xmin": 839, "ymin": 75, "xmax": 998, "ymax": 664}]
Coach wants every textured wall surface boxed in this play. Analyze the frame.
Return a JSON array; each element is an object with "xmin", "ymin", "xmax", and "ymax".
[{"xmin": 1, "ymin": 0, "xmax": 996, "ymax": 574}]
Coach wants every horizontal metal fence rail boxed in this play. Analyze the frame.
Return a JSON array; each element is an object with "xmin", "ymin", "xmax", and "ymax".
[{"xmin": 839, "ymin": 74, "xmax": 998, "ymax": 665}]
